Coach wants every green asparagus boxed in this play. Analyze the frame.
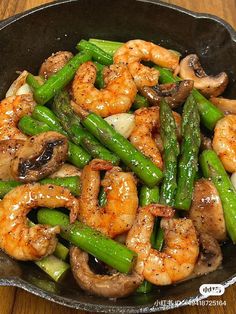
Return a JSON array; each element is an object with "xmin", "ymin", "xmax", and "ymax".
[
  {"xmin": 76, "ymin": 40, "xmax": 113, "ymax": 65},
  {"xmin": 52, "ymin": 90, "xmax": 120, "ymax": 164},
  {"xmin": 18, "ymin": 115, "xmax": 91, "ymax": 168},
  {"xmin": 200, "ymin": 150, "xmax": 236, "ymax": 243},
  {"xmin": 155, "ymin": 66, "xmax": 224, "ymax": 130},
  {"xmin": 34, "ymin": 52, "xmax": 91, "ymax": 104},
  {"xmin": 159, "ymin": 99, "xmax": 180, "ymax": 206},
  {"xmin": 174, "ymin": 94, "xmax": 201, "ymax": 210},
  {"xmin": 37, "ymin": 208, "xmax": 137, "ymax": 274},
  {"xmin": 80, "ymin": 111, "xmax": 163, "ymax": 186}
]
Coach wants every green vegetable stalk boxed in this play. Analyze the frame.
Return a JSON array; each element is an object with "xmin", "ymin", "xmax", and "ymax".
[
  {"xmin": 80, "ymin": 111, "xmax": 163, "ymax": 187},
  {"xmin": 77, "ymin": 40, "xmax": 113, "ymax": 65},
  {"xmin": 34, "ymin": 52, "xmax": 91, "ymax": 105},
  {"xmin": 159, "ymin": 99, "xmax": 180, "ymax": 206},
  {"xmin": 37, "ymin": 209, "xmax": 137, "ymax": 274},
  {"xmin": 18, "ymin": 115, "xmax": 91, "ymax": 168},
  {"xmin": 155, "ymin": 66, "xmax": 224, "ymax": 130},
  {"xmin": 0, "ymin": 176, "xmax": 81, "ymax": 198},
  {"xmin": 52, "ymin": 90, "xmax": 119, "ymax": 164},
  {"xmin": 137, "ymin": 186, "xmax": 164, "ymax": 293},
  {"xmin": 200, "ymin": 150, "xmax": 236, "ymax": 243},
  {"xmin": 175, "ymin": 94, "xmax": 201, "ymax": 210},
  {"xmin": 89, "ymin": 38, "xmax": 123, "ymax": 55},
  {"xmin": 35, "ymin": 255, "xmax": 70, "ymax": 282}
]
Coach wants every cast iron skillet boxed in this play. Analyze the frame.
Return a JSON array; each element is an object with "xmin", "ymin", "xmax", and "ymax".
[{"xmin": 1, "ymin": 0, "xmax": 236, "ymax": 312}]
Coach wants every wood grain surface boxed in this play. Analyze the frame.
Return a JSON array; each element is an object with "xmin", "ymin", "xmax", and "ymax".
[{"xmin": 0, "ymin": 0, "xmax": 236, "ymax": 313}]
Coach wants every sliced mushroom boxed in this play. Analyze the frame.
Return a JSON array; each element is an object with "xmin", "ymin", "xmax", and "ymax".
[
  {"xmin": 11, "ymin": 132, "xmax": 68, "ymax": 182},
  {"xmin": 39, "ymin": 51, "xmax": 73, "ymax": 79},
  {"xmin": 49, "ymin": 163, "xmax": 81, "ymax": 178},
  {"xmin": 139, "ymin": 80, "xmax": 194, "ymax": 109},
  {"xmin": 70, "ymin": 247, "xmax": 143, "ymax": 298},
  {"xmin": 0, "ymin": 139, "xmax": 25, "ymax": 180},
  {"xmin": 189, "ymin": 178, "xmax": 226, "ymax": 241},
  {"xmin": 190, "ymin": 233, "xmax": 222, "ymax": 278},
  {"xmin": 179, "ymin": 54, "xmax": 228, "ymax": 97},
  {"xmin": 210, "ymin": 96, "xmax": 236, "ymax": 115},
  {"xmin": 200, "ymin": 134, "xmax": 212, "ymax": 151}
]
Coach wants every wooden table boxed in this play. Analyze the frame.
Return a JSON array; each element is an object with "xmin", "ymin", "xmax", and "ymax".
[{"xmin": 0, "ymin": 0, "xmax": 236, "ymax": 313}]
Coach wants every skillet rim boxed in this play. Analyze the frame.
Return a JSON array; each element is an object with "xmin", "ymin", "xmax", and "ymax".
[{"xmin": 0, "ymin": 0, "xmax": 236, "ymax": 312}]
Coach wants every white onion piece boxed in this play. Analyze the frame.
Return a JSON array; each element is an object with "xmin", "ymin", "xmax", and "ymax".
[
  {"xmin": 105, "ymin": 113, "xmax": 135, "ymax": 138},
  {"xmin": 231, "ymin": 173, "xmax": 236, "ymax": 190},
  {"xmin": 16, "ymin": 83, "xmax": 32, "ymax": 95},
  {"xmin": 6, "ymin": 70, "xmax": 29, "ymax": 97}
]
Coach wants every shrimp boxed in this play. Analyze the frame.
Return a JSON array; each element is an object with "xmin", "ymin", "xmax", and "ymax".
[
  {"xmin": 114, "ymin": 39, "xmax": 180, "ymax": 89},
  {"xmin": 78, "ymin": 159, "xmax": 138, "ymax": 237},
  {"xmin": 129, "ymin": 107, "xmax": 181, "ymax": 169},
  {"xmin": 126, "ymin": 205, "xmax": 199, "ymax": 285},
  {"xmin": 0, "ymin": 94, "xmax": 36, "ymax": 141},
  {"xmin": 212, "ymin": 115, "xmax": 236, "ymax": 172},
  {"xmin": 72, "ymin": 61, "xmax": 137, "ymax": 117},
  {"xmin": 0, "ymin": 183, "xmax": 79, "ymax": 261}
]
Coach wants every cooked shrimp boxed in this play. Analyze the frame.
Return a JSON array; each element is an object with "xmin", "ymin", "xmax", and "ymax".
[
  {"xmin": 213, "ymin": 115, "xmax": 236, "ymax": 172},
  {"xmin": 0, "ymin": 94, "xmax": 36, "ymax": 141},
  {"xmin": 126, "ymin": 205, "xmax": 199, "ymax": 285},
  {"xmin": 114, "ymin": 39, "xmax": 180, "ymax": 88},
  {"xmin": 0, "ymin": 183, "xmax": 79, "ymax": 261},
  {"xmin": 78, "ymin": 159, "xmax": 138, "ymax": 237},
  {"xmin": 72, "ymin": 61, "xmax": 137, "ymax": 117},
  {"xmin": 129, "ymin": 107, "xmax": 181, "ymax": 169}
]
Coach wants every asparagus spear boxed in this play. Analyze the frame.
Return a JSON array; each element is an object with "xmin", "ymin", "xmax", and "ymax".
[
  {"xmin": 28, "ymin": 221, "xmax": 70, "ymax": 281},
  {"xmin": 26, "ymin": 73, "xmax": 42, "ymax": 91},
  {"xmin": 132, "ymin": 94, "xmax": 149, "ymax": 110},
  {"xmin": 0, "ymin": 177, "xmax": 81, "ymax": 199},
  {"xmin": 35, "ymin": 255, "xmax": 70, "ymax": 282},
  {"xmin": 37, "ymin": 208, "xmax": 136, "ymax": 274},
  {"xmin": 40, "ymin": 176, "xmax": 81, "ymax": 196},
  {"xmin": 137, "ymin": 186, "xmax": 164, "ymax": 293},
  {"xmin": 159, "ymin": 99, "xmax": 180, "ymax": 206},
  {"xmin": 52, "ymin": 90, "xmax": 120, "ymax": 165},
  {"xmin": 18, "ymin": 115, "xmax": 91, "ymax": 168},
  {"xmin": 79, "ymin": 111, "xmax": 163, "ymax": 187},
  {"xmin": 32, "ymin": 105, "xmax": 66, "ymax": 134},
  {"xmin": 200, "ymin": 150, "xmax": 236, "ymax": 243},
  {"xmin": 76, "ymin": 40, "xmax": 113, "ymax": 65},
  {"xmin": 34, "ymin": 52, "xmax": 91, "ymax": 105},
  {"xmin": 174, "ymin": 94, "xmax": 201, "ymax": 210},
  {"xmin": 155, "ymin": 66, "xmax": 224, "ymax": 130},
  {"xmin": 89, "ymin": 38, "xmax": 123, "ymax": 55}
]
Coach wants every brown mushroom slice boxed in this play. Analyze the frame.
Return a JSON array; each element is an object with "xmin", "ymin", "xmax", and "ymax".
[
  {"xmin": 210, "ymin": 96, "xmax": 236, "ymax": 115},
  {"xmin": 200, "ymin": 134, "xmax": 212, "ymax": 151},
  {"xmin": 70, "ymin": 247, "xmax": 143, "ymax": 298},
  {"xmin": 189, "ymin": 178, "xmax": 226, "ymax": 241},
  {"xmin": 11, "ymin": 132, "xmax": 68, "ymax": 182},
  {"xmin": 190, "ymin": 233, "xmax": 222, "ymax": 278},
  {"xmin": 39, "ymin": 51, "xmax": 73, "ymax": 79},
  {"xmin": 49, "ymin": 163, "xmax": 81, "ymax": 178},
  {"xmin": 0, "ymin": 139, "xmax": 25, "ymax": 180},
  {"xmin": 179, "ymin": 54, "xmax": 228, "ymax": 97},
  {"xmin": 139, "ymin": 80, "xmax": 194, "ymax": 109}
]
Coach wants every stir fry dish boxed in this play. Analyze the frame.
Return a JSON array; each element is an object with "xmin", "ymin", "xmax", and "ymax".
[{"xmin": 0, "ymin": 38, "xmax": 235, "ymax": 298}]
